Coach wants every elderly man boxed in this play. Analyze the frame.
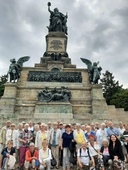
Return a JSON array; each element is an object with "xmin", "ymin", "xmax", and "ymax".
[
  {"xmin": 6, "ymin": 123, "xmax": 17, "ymax": 145},
  {"xmin": 49, "ymin": 122, "xmax": 61, "ymax": 169},
  {"xmin": 107, "ymin": 121, "xmax": 120, "ymax": 138},
  {"xmin": 24, "ymin": 142, "xmax": 38, "ymax": 170},
  {"xmin": 77, "ymin": 141, "xmax": 94, "ymax": 170},
  {"xmin": 19, "ymin": 123, "xmax": 33, "ymax": 170},
  {"xmin": 0, "ymin": 120, "xmax": 11, "ymax": 150}
]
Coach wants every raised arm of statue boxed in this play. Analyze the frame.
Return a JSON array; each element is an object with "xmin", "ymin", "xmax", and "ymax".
[{"xmin": 47, "ymin": 2, "xmax": 52, "ymax": 13}]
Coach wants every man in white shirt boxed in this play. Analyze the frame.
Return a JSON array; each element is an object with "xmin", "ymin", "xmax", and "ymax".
[{"xmin": 77, "ymin": 142, "xmax": 94, "ymax": 170}]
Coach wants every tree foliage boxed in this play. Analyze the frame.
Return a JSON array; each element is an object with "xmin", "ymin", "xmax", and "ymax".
[
  {"xmin": 110, "ymin": 89, "xmax": 128, "ymax": 111},
  {"xmin": 100, "ymin": 70, "xmax": 122, "ymax": 105},
  {"xmin": 0, "ymin": 75, "xmax": 8, "ymax": 98}
]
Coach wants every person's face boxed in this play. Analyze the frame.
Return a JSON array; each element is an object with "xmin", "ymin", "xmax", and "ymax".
[
  {"xmin": 7, "ymin": 142, "xmax": 12, "ymax": 149},
  {"xmin": 102, "ymin": 141, "xmax": 108, "ymax": 147},
  {"xmin": 89, "ymin": 137, "xmax": 94, "ymax": 143},
  {"xmin": 59, "ymin": 124, "xmax": 63, "ymax": 129},
  {"xmin": 34, "ymin": 126, "xmax": 39, "ymax": 131},
  {"xmin": 111, "ymin": 135, "xmax": 117, "ymax": 142},
  {"xmin": 30, "ymin": 145, "xmax": 35, "ymax": 151},
  {"xmin": 18, "ymin": 124, "xmax": 23, "ymax": 130},
  {"xmin": 29, "ymin": 122, "xmax": 32, "ymax": 126},
  {"xmin": 42, "ymin": 141, "xmax": 47, "ymax": 148},
  {"xmin": 109, "ymin": 122, "xmax": 113, "ymax": 128},
  {"xmin": 82, "ymin": 142, "xmax": 87, "ymax": 149},
  {"xmin": 41, "ymin": 125, "xmax": 45, "ymax": 131},
  {"xmin": 6, "ymin": 122, "xmax": 11, "ymax": 127},
  {"xmin": 95, "ymin": 122, "xmax": 99, "ymax": 127},
  {"xmin": 11, "ymin": 125, "xmax": 15, "ymax": 130},
  {"xmin": 76, "ymin": 125, "xmax": 80, "ymax": 130},
  {"xmin": 125, "ymin": 125, "xmax": 128, "ymax": 131},
  {"xmin": 53, "ymin": 124, "xmax": 57, "ymax": 129},
  {"xmin": 65, "ymin": 127, "xmax": 70, "ymax": 132},
  {"xmin": 119, "ymin": 123, "xmax": 123, "ymax": 127},
  {"xmin": 48, "ymin": 123, "xmax": 51, "ymax": 128},
  {"xmin": 101, "ymin": 124, "xmax": 105, "ymax": 129},
  {"xmin": 86, "ymin": 127, "xmax": 91, "ymax": 132},
  {"xmin": 25, "ymin": 125, "xmax": 29, "ymax": 130},
  {"xmin": 81, "ymin": 126, "xmax": 85, "ymax": 131},
  {"xmin": 91, "ymin": 124, "xmax": 95, "ymax": 129}
]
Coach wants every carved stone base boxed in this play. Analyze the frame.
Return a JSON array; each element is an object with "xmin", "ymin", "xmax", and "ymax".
[
  {"xmin": 45, "ymin": 32, "xmax": 67, "ymax": 54},
  {"xmin": 34, "ymin": 102, "xmax": 73, "ymax": 119}
]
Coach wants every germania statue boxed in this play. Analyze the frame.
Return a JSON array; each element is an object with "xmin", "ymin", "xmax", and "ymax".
[{"xmin": 47, "ymin": 2, "xmax": 68, "ymax": 35}]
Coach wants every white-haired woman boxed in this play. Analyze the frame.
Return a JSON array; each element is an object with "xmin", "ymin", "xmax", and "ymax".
[
  {"xmin": 35, "ymin": 123, "xmax": 48, "ymax": 150},
  {"xmin": 100, "ymin": 139, "xmax": 110, "ymax": 168},
  {"xmin": 39, "ymin": 139, "xmax": 52, "ymax": 170}
]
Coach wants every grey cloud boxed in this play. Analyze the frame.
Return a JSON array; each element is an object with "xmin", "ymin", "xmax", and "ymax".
[{"xmin": 0, "ymin": 0, "xmax": 128, "ymax": 87}]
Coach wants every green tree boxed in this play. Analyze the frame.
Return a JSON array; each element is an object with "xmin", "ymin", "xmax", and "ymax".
[
  {"xmin": 100, "ymin": 70, "xmax": 122, "ymax": 105},
  {"xmin": 0, "ymin": 75, "xmax": 8, "ymax": 98},
  {"xmin": 110, "ymin": 89, "xmax": 128, "ymax": 111}
]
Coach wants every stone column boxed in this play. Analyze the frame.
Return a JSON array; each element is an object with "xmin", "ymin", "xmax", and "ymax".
[
  {"xmin": 91, "ymin": 84, "xmax": 110, "ymax": 121},
  {"xmin": 0, "ymin": 83, "xmax": 17, "ymax": 118}
]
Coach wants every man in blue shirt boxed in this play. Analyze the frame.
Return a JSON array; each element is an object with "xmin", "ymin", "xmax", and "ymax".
[{"xmin": 107, "ymin": 122, "xmax": 120, "ymax": 138}]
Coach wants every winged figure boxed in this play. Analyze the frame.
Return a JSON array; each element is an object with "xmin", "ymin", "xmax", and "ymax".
[
  {"xmin": 81, "ymin": 58, "xmax": 102, "ymax": 84},
  {"xmin": 8, "ymin": 56, "xmax": 30, "ymax": 82}
]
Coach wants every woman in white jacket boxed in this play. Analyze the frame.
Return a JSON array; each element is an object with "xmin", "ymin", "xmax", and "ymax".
[
  {"xmin": 39, "ymin": 139, "xmax": 52, "ymax": 170},
  {"xmin": 35, "ymin": 123, "xmax": 49, "ymax": 150}
]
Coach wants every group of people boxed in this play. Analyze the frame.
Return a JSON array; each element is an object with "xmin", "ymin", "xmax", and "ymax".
[{"xmin": 0, "ymin": 120, "xmax": 127, "ymax": 170}]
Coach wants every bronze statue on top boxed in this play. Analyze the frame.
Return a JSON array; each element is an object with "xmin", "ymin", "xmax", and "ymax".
[
  {"xmin": 47, "ymin": 2, "xmax": 68, "ymax": 35},
  {"xmin": 81, "ymin": 58, "xmax": 102, "ymax": 84},
  {"xmin": 8, "ymin": 56, "xmax": 30, "ymax": 82}
]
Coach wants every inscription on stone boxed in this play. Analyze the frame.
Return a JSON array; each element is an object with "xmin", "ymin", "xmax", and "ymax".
[
  {"xmin": 27, "ymin": 71, "xmax": 82, "ymax": 83},
  {"xmin": 50, "ymin": 40, "xmax": 62, "ymax": 50}
]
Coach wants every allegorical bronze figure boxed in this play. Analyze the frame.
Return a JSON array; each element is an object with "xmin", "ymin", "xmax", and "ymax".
[
  {"xmin": 81, "ymin": 58, "xmax": 102, "ymax": 84},
  {"xmin": 8, "ymin": 56, "xmax": 30, "ymax": 82},
  {"xmin": 47, "ymin": 2, "xmax": 68, "ymax": 34}
]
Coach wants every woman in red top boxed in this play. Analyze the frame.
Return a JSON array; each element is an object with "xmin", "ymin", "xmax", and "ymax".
[{"xmin": 24, "ymin": 142, "xmax": 38, "ymax": 170}]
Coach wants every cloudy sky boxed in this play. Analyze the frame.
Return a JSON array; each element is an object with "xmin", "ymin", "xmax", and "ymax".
[{"xmin": 0, "ymin": 0, "xmax": 128, "ymax": 87}]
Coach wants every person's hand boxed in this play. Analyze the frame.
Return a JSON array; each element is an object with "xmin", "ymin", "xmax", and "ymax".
[
  {"xmin": 79, "ymin": 163, "xmax": 83, "ymax": 168},
  {"xmin": 6, "ymin": 153, "xmax": 10, "ymax": 157},
  {"xmin": 42, "ymin": 162, "xmax": 46, "ymax": 167},
  {"xmin": 98, "ymin": 154, "xmax": 100, "ymax": 159},
  {"xmin": 23, "ymin": 140, "xmax": 26, "ymax": 144},
  {"xmin": 33, "ymin": 157, "xmax": 38, "ymax": 160},
  {"xmin": 60, "ymin": 146, "xmax": 63, "ymax": 150}
]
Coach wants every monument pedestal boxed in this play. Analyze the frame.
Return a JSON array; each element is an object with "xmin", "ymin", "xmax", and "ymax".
[{"xmin": 34, "ymin": 102, "xmax": 73, "ymax": 120}]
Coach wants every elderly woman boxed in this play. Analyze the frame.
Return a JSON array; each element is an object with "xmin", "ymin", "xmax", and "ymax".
[
  {"xmin": 73, "ymin": 123, "xmax": 86, "ymax": 149},
  {"xmin": 24, "ymin": 142, "xmax": 38, "ymax": 170},
  {"xmin": 0, "ymin": 140, "xmax": 16, "ymax": 170},
  {"xmin": 100, "ymin": 139, "xmax": 110, "ymax": 168},
  {"xmin": 39, "ymin": 139, "xmax": 52, "ymax": 170},
  {"xmin": 61, "ymin": 124, "xmax": 74, "ymax": 170},
  {"xmin": 35, "ymin": 123, "xmax": 49, "ymax": 150}
]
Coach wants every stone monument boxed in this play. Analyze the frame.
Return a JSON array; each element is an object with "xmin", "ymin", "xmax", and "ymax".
[{"xmin": 0, "ymin": 2, "xmax": 128, "ymax": 125}]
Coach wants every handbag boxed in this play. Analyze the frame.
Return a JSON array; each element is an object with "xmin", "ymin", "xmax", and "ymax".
[
  {"xmin": 69, "ymin": 153, "xmax": 77, "ymax": 165},
  {"xmin": 48, "ymin": 148, "xmax": 57, "ymax": 166}
]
